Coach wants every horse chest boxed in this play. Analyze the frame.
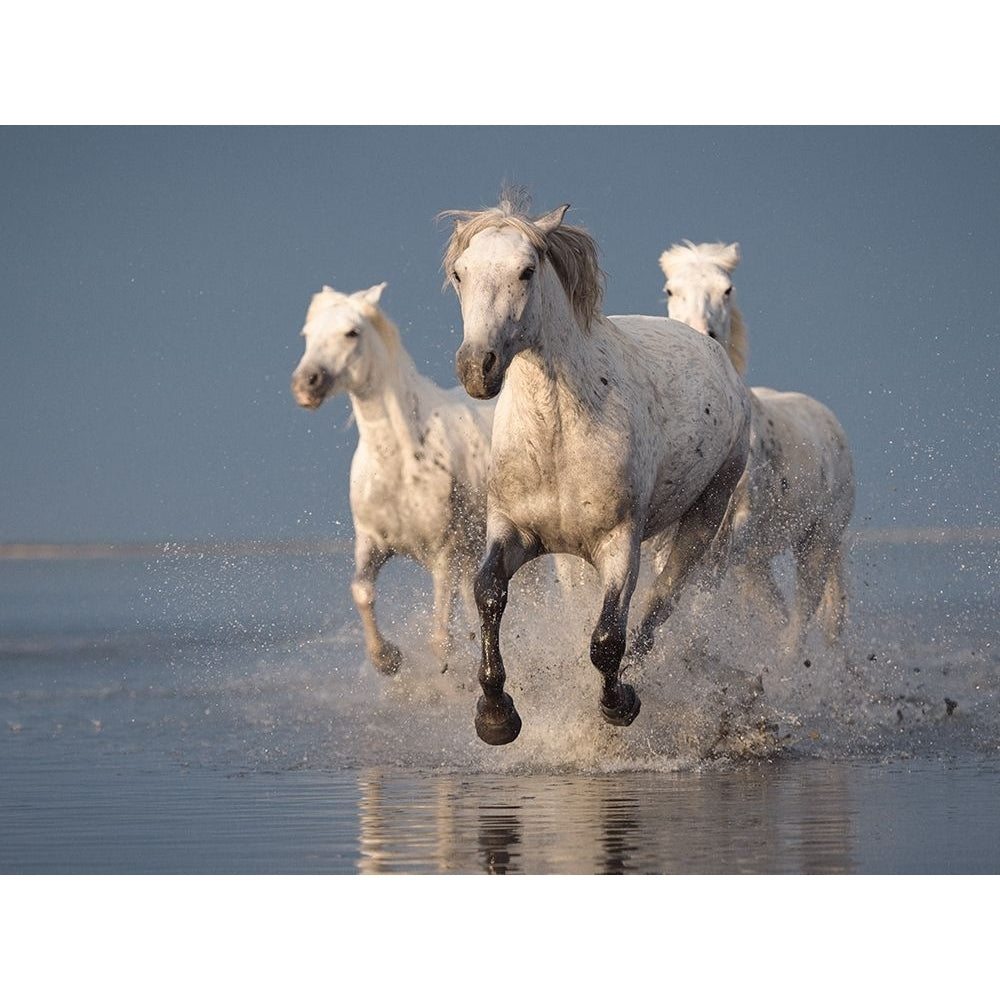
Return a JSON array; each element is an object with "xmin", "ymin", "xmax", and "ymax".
[
  {"xmin": 351, "ymin": 442, "xmax": 455, "ymax": 548},
  {"xmin": 491, "ymin": 434, "xmax": 631, "ymax": 552}
]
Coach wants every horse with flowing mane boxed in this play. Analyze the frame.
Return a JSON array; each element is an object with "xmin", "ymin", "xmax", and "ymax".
[
  {"xmin": 659, "ymin": 240, "xmax": 855, "ymax": 652},
  {"xmin": 442, "ymin": 190, "xmax": 751, "ymax": 744},
  {"xmin": 291, "ymin": 282, "xmax": 494, "ymax": 675}
]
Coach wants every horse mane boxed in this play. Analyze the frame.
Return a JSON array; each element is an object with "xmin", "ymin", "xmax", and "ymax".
[
  {"xmin": 364, "ymin": 302, "xmax": 404, "ymax": 364},
  {"xmin": 440, "ymin": 186, "xmax": 605, "ymax": 331},
  {"xmin": 727, "ymin": 304, "xmax": 748, "ymax": 376},
  {"xmin": 659, "ymin": 240, "xmax": 749, "ymax": 376}
]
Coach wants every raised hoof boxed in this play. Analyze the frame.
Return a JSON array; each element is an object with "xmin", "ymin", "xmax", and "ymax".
[
  {"xmin": 475, "ymin": 693, "xmax": 522, "ymax": 745},
  {"xmin": 373, "ymin": 643, "xmax": 402, "ymax": 676},
  {"xmin": 600, "ymin": 683, "xmax": 641, "ymax": 727}
]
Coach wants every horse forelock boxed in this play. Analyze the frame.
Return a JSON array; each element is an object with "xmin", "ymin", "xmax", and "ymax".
[
  {"xmin": 441, "ymin": 192, "xmax": 604, "ymax": 331},
  {"xmin": 305, "ymin": 286, "xmax": 348, "ymax": 324},
  {"xmin": 660, "ymin": 240, "xmax": 742, "ymax": 276}
]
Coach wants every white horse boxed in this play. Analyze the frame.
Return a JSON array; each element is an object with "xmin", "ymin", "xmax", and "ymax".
[
  {"xmin": 659, "ymin": 241, "xmax": 855, "ymax": 652},
  {"xmin": 442, "ymin": 191, "xmax": 751, "ymax": 745},
  {"xmin": 290, "ymin": 283, "xmax": 494, "ymax": 675}
]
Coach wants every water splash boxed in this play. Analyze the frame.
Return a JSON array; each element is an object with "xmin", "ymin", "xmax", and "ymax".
[{"xmin": 10, "ymin": 540, "xmax": 992, "ymax": 777}]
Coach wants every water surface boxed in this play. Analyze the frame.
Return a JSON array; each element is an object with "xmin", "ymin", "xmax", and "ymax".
[{"xmin": 2, "ymin": 535, "xmax": 997, "ymax": 873}]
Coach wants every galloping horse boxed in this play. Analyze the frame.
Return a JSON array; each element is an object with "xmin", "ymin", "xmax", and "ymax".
[
  {"xmin": 291, "ymin": 283, "xmax": 494, "ymax": 675},
  {"xmin": 659, "ymin": 241, "xmax": 855, "ymax": 652},
  {"xmin": 443, "ymin": 191, "xmax": 751, "ymax": 744}
]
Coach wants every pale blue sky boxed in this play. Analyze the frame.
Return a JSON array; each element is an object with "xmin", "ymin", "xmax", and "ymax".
[{"xmin": 2, "ymin": 126, "xmax": 996, "ymax": 543}]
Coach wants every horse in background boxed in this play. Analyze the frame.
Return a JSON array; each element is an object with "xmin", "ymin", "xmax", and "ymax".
[
  {"xmin": 291, "ymin": 283, "xmax": 494, "ymax": 675},
  {"xmin": 443, "ymin": 190, "xmax": 750, "ymax": 744},
  {"xmin": 659, "ymin": 241, "xmax": 855, "ymax": 653}
]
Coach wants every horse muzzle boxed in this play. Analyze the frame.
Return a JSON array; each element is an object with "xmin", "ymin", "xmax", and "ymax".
[
  {"xmin": 455, "ymin": 342, "xmax": 504, "ymax": 400},
  {"xmin": 290, "ymin": 365, "xmax": 333, "ymax": 409}
]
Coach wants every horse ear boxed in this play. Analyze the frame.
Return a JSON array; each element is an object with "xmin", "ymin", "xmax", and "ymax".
[
  {"xmin": 535, "ymin": 204, "xmax": 569, "ymax": 234},
  {"xmin": 360, "ymin": 282, "xmax": 387, "ymax": 304}
]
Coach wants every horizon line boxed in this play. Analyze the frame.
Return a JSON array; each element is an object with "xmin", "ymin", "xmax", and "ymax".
[{"xmin": 1, "ymin": 526, "xmax": 998, "ymax": 561}]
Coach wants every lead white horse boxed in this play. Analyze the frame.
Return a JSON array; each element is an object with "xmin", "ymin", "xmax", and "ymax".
[
  {"xmin": 443, "ymin": 191, "xmax": 751, "ymax": 745},
  {"xmin": 291, "ymin": 283, "xmax": 494, "ymax": 675},
  {"xmin": 659, "ymin": 241, "xmax": 855, "ymax": 653}
]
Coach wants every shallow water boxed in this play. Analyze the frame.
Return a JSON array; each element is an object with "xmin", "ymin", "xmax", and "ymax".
[{"xmin": 1, "ymin": 535, "xmax": 998, "ymax": 874}]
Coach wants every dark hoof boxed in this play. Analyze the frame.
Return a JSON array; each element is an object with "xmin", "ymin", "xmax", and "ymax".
[
  {"xmin": 373, "ymin": 642, "xmax": 402, "ymax": 676},
  {"xmin": 475, "ymin": 693, "xmax": 522, "ymax": 745},
  {"xmin": 600, "ymin": 683, "xmax": 641, "ymax": 727}
]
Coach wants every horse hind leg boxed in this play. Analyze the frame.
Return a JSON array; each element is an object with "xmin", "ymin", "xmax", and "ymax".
[
  {"xmin": 430, "ymin": 554, "xmax": 457, "ymax": 673},
  {"xmin": 816, "ymin": 540, "xmax": 849, "ymax": 644},
  {"xmin": 737, "ymin": 552, "xmax": 788, "ymax": 625},
  {"xmin": 431, "ymin": 548, "xmax": 480, "ymax": 676},
  {"xmin": 781, "ymin": 528, "xmax": 834, "ymax": 657},
  {"xmin": 631, "ymin": 456, "xmax": 743, "ymax": 660},
  {"xmin": 351, "ymin": 536, "xmax": 402, "ymax": 675}
]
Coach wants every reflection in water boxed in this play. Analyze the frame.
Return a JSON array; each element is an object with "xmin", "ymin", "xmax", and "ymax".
[
  {"xmin": 355, "ymin": 760, "xmax": 855, "ymax": 874},
  {"xmin": 478, "ymin": 805, "xmax": 521, "ymax": 874}
]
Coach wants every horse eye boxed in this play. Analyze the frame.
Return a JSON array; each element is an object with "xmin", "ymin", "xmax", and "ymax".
[
  {"xmin": 724, "ymin": 286, "xmax": 733, "ymax": 297},
  {"xmin": 519, "ymin": 266, "xmax": 535, "ymax": 281},
  {"xmin": 665, "ymin": 288, "xmax": 673, "ymax": 297},
  {"xmin": 345, "ymin": 328, "xmax": 360, "ymax": 339},
  {"xmin": 452, "ymin": 271, "xmax": 461, "ymax": 285}
]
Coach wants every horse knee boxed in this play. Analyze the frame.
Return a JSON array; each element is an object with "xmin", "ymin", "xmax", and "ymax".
[
  {"xmin": 591, "ymin": 623, "xmax": 626, "ymax": 674},
  {"xmin": 474, "ymin": 567, "xmax": 507, "ymax": 623},
  {"xmin": 351, "ymin": 577, "xmax": 374, "ymax": 609}
]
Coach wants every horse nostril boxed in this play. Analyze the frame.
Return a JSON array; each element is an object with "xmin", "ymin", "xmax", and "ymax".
[
  {"xmin": 482, "ymin": 352, "xmax": 497, "ymax": 375},
  {"xmin": 308, "ymin": 370, "xmax": 322, "ymax": 387},
  {"xmin": 708, "ymin": 331, "xmax": 717, "ymax": 340}
]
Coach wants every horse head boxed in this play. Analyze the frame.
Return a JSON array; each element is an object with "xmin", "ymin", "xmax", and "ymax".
[
  {"xmin": 659, "ymin": 241, "xmax": 747, "ymax": 375},
  {"xmin": 290, "ymin": 282, "xmax": 390, "ymax": 409},
  {"xmin": 444, "ymin": 202, "xmax": 569, "ymax": 399}
]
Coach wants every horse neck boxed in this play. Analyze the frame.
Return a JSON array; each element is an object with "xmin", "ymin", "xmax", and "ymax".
[
  {"xmin": 348, "ymin": 346, "xmax": 426, "ymax": 457},
  {"xmin": 507, "ymin": 272, "xmax": 606, "ymax": 424}
]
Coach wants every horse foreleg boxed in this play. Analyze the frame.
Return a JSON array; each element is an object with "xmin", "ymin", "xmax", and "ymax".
[
  {"xmin": 351, "ymin": 534, "xmax": 401, "ymax": 675},
  {"xmin": 473, "ymin": 529, "xmax": 535, "ymax": 745},
  {"xmin": 591, "ymin": 530, "xmax": 642, "ymax": 727}
]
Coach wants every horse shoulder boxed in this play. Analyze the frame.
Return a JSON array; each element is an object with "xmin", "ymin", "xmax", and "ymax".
[
  {"xmin": 747, "ymin": 387, "xmax": 854, "ymax": 522},
  {"xmin": 411, "ymin": 380, "xmax": 492, "ymax": 483},
  {"xmin": 607, "ymin": 314, "xmax": 743, "ymax": 399},
  {"xmin": 396, "ymin": 376, "xmax": 493, "ymax": 549},
  {"xmin": 751, "ymin": 388, "xmax": 849, "ymax": 454}
]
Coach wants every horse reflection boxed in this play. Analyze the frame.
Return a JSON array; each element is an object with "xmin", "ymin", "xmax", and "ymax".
[{"xmin": 353, "ymin": 763, "xmax": 854, "ymax": 874}]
